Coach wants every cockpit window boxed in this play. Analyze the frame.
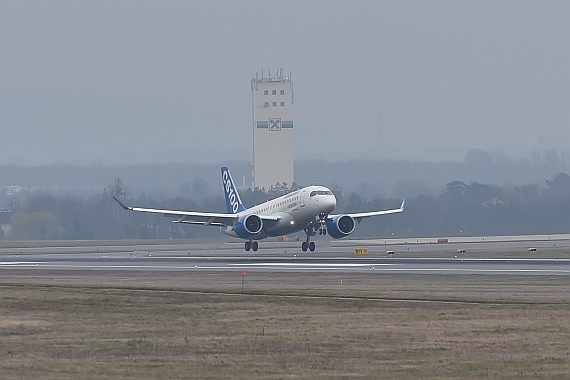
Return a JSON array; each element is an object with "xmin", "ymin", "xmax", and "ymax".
[{"xmin": 310, "ymin": 190, "xmax": 332, "ymax": 197}]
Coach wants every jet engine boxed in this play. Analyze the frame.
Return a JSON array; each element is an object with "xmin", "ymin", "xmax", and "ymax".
[
  {"xmin": 234, "ymin": 214, "xmax": 263, "ymax": 238},
  {"xmin": 326, "ymin": 215, "xmax": 356, "ymax": 238}
]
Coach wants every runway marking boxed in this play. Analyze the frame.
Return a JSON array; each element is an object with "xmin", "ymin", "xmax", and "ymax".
[
  {"xmin": 9, "ymin": 264, "xmax": 562, "ymax": 275},
  {"xmin": 233, "ymin": 263, "xmax": 394, "ymax": 267},
  {"xmin": 0, "ymin": 262, "xmax": 45, "ymax": 266},
  {"xmin": 1, "ymin": 258, "xmax": 567, "ymax": 275},
  {"xmin": 364, "ymin": 268, "xmax": 569, "ymax": 273}
]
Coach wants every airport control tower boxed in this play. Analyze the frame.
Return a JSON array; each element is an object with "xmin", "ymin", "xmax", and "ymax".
[{"xmin": 251, "ymin": 69, "xmax": 294, "ymax": 190}]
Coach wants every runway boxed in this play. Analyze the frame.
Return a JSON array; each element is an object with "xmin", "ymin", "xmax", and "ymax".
[{"xmin": 1, "ymin": 237, "xmax": 568, "ymax": 275}]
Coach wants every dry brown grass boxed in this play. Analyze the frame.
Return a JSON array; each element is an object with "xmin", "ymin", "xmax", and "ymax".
[{"xmin": 0, "ymin": 270, "xmax": 568, "ymax": 379}]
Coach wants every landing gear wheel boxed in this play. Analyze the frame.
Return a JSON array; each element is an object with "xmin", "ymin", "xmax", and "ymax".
[
  {"xmin": 309, "ymin": 241, "xmax": 316, "ymax": 252},
  {"xmin": 302, "ymin": 241, "xmax": 308, "ymax": 252},
  {"xmin": 252, "ymin": 241, "xmax": 259, "ymax": 251},
  {"xmin": 245, "ymin": 241, "xmax": 251, "ymax": 251}
]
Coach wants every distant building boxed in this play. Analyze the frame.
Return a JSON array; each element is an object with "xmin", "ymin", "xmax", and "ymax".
[{"xmin": 251, "ymin": 69, "xmax": 294, "ymax": 190}]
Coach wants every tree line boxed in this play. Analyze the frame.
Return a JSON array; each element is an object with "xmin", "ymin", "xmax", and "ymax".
[{"xmin": 2, "ymin": 173, "xmax": 570, "ymax": 240}]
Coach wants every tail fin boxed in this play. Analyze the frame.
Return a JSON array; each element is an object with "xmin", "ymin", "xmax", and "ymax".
[{"xmin": 221, "ymin": 166, "xmax": 246, "ymax": 214}]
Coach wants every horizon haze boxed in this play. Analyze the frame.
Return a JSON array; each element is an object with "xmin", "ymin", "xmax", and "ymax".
[{"xmin": 1, "ymin": 1, "xmax": 568, "ymax": 166}]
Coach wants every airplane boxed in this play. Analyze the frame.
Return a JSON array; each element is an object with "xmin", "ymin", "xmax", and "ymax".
[{"xmin": 113, "ymin": 166, "xmax": 405, "ymax": 252}]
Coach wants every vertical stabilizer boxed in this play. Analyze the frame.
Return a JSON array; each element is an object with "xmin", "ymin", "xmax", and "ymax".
[{"xmin": 221, "ymin": 167, "xmax": 246, "ymax": 214}]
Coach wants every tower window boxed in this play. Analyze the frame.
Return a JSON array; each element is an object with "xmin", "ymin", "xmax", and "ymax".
[
  {"xmin": 280, "ymin": 102, "xmax": 285, "ymax": 106},
  {"xmin": 272, "ymin": 90, "xmax": 276, "ymax": 95},
  {"xmin": 272, "ymin": 102, "xmax": 277, "ymax": 107},
  {"xmin": 264, "ymin": 102, "xmax": 269, "ymax": 107},
  {"xmin": 280, "ymin": 89, "xmax": 285, "ymax": 95},
  {"xmin": 264, "ymin": 90, "xmax": 268, "ymax": 95}
]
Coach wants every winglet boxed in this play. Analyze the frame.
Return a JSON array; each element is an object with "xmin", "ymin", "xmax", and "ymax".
[
  {"xmin": 400, "ymin": 198, "xmax": 406, "ymax": 211},
  {"xmin": 113, "ymin": 196, "xmax": 132, "ymax": 211}
]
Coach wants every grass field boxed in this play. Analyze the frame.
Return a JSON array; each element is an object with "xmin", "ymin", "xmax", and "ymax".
[{"xmin": 0, "ymin": 268, "xmax": 568, "ymax": 379}]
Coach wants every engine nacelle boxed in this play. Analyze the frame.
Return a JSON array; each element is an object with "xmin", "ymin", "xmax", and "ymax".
[
  {"xmin": 326, "ymin": 215, "xmax": 356, "ymax": 239},
  {"xmin": 234, "ymin": 214, "xmax": 263, "ymax": 238}
]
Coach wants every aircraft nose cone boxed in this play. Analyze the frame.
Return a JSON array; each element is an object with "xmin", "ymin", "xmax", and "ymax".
[{"xmin": 325, "ymin": 195, "xmax": 336, "ymax": 213}]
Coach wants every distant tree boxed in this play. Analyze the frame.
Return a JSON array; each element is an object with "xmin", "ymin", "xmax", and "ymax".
[
  {"xmin": 393, "ymin": 179, "xmax": 432, "ymax": 198},
  {"xmin": 69, "ymin": 218, "xmax": 92, "ymax": 240},
  {"xmin": 344, "ymin": 192, "xmax": 365, "ymax": 213},
  {"xmin": 108, "ymin": 177, "xmax": 127, "ymax": 198},
  {"xmin": 513, "ymin": 184, "xmax": 541, "ymax": 203},
  {"xmin": 11, "ymin": 211, "xmax": 65, "ymax": 240},
  {"xmin": 546, "ymin": 172, "xmax": 570, "ymax": 191},
  {"xmin": 530, "ymin": 149, "xmax": 543, "ymax": 165},
  {"xmin": 240, "ymin": 188, "xmax": 270, "ymax": 209},
  {"xmin": 442, "ymin": 180, "xmax": 467, "ymax": 200},
  {"xmin": 545, "ymin": 172, "xmax": 570, "ymax": 199},
  {"xmin": 26, "ymin": 194, "xmax": 59, "ymax": 213},
  {"xmin": 466, "ymin": 182, "xmax": 504, "ymax": 204},
  {"xmin": 543, "ymin": 149, "xmax": 562, "ymax": 168},
  {"xmin": 465, "ymin": 149, "xmax": 494, "ymax": 165},
  {"xmin": 178, "ymin": 178, "xmax": 213, "ymax": 199},
  {"xmin": 268, "ymin": 182, "xmax": 289, "ymax": 197}
]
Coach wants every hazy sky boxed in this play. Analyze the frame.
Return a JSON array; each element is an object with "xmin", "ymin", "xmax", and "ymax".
[{"xmin": 1, "ymin": 1, "xmax": 568, "ymax": 165}]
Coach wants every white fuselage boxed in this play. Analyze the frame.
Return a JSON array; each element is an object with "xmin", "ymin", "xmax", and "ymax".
[{"xmin": 221, "ymin": 185, "xmax": 336, "ymax": 239}]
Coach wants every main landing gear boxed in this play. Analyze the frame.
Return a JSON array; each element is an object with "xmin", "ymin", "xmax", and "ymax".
[
  {"xmin": 301, "ymin": 240, "xmax": 315, "ymax": 252},
  {"xmin": 301, "ymin": 226, "xmax": 317, "ymax": 252},
  {"xmin": 245, "ymin": 240, "xmax": 258, "ymax": 252},
  {"xmin": 301, "ymin": 214, "xmax": 328, "ymax": 252}
]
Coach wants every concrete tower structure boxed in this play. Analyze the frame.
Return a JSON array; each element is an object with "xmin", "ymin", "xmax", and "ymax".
[{"xmin": 251, "ymin": 69, "xmax": 294, "ymax": 190}]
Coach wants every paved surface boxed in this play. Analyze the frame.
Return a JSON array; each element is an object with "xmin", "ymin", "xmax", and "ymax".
[{"xmin": 1, "ymin": 236, "xmax": 568, "ymax": 275}]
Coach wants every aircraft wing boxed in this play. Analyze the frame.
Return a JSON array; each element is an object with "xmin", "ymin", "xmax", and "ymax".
[
  {"xmin": 113, "ymin": 197, "xmax": 279, "ymax": 226},
  {"xmin": 329, "ymin": 199, "xmax": 405, "ymax": 223},
  {"xmin": 113, "ymin": 197, "xmax": 238, "ymax": 226}
]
